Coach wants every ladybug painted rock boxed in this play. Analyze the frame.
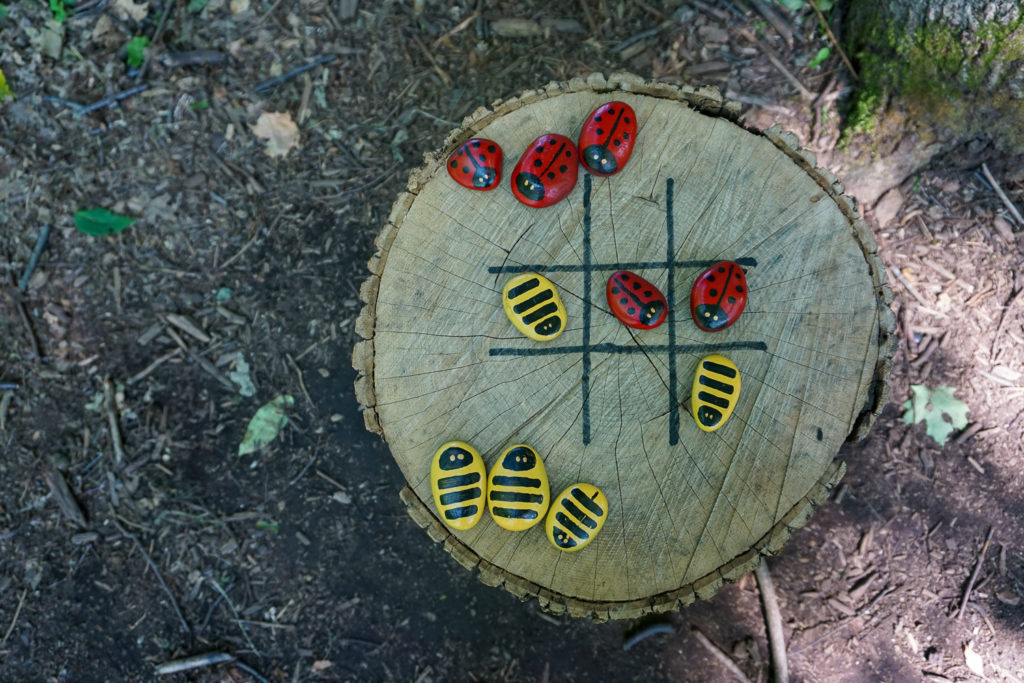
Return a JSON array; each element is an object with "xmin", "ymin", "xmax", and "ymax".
[
  {"xmin": 606, "ymin": 270, "xmax": 667, "ymax": 329},
  {"xmin": 546, "ymin": 483, "xmax": 608, "ymax": 552},
  {"xmin": 430, "ymin": 441, "xmax": 487, "ymax": 531},
  {"xmin": 691, "ymin": 354, "xmax": 741, "ymax": 432},
  {"xmin": 690, "ymin": 260, "xmax": 748, "ymax": 332},
  {"xmin": 578, "ymin": 101, "xmax": 637, "ymax": 177},
  {"xmin": 511, "ymin": 134, "xmax": 578, "ymax": 208},
  {"xmin": 487, "ymin": 444, "xmax": 550, "ymax": 531},
  {"xmin": 446, "ymin": 138, "xmax": 502, "ymax": 191}
]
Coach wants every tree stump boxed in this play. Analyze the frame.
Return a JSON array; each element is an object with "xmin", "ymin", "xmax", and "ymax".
[{"xmin": 353, "ymin": 73, "xmax": 895, "ymax": 619}]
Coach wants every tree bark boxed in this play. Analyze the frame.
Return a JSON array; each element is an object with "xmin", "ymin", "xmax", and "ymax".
[{"xmin": 841, "ymin": 0, "xmax": 1024, "ymax": 204}]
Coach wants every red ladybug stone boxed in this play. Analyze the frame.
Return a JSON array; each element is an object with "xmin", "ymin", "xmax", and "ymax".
[
  {"xmin": 606, "ymin": 270, "xmax": 667, "ymax": 329},
  {"xmin": 447, "ymin": 138, "xmax": 502, "ymax": 190},
  {"xmin": 690, "ymin": 260, "xmax": 748, "ymax": 332},
  {"xmin": 578, "ymin": 101, "xmax": 636, "ymax": 177},
  {"xmin": 511, "ymin": 134, "xmax": 579, "ymax": 208}
]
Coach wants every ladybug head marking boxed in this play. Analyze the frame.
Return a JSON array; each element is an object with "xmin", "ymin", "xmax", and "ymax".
[
  {"xmin": 473, "ymin": 166, "xmax": 498, "ymax": 189},
  {"xmin": 582, "ymin": 144, "xmax": 617, "ymax": 175},
  {"xmin": 514, "ymin": 172, "xmax": 545, "ymax": 202},
  {"xmin": 694, "ymin": 303, "xmax": 729, "ymax": 330}
]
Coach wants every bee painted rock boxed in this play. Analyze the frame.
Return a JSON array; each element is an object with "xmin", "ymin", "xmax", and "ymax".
[
  {"xmin": 546, "ymin": 483, "xmax": 608, "ymax": 552},
  {"xmin": 487, "ymin": 444, "xmax": 550, "ymax": 531},
  {"xmin": 691, "ymin": 355, "xmax": 741, "ymax": 432},
  {"xmin": 511, "ymin": 134, "xmax": 578, "ymax": 208},
  {"xmin": 690, "ymin": 260, "xmax": 748, "ymax": 332},
  {"xmin": 502, "ymin": 273, "xmax": 566, "ymax": 342},
  {"xmin": 446, "ymin": 138, "xmax": 502, "ymax": 191},
  {"xmin": 430, "ymin": 441, "xmax": 487, "ymax": 530},
  {"xmin": 578, "ymin": 101, "xmax": 637, "ymax": 177},
  {"xmin": 606, "ymin": 270, "xmax": 667, "ymax": 329}
]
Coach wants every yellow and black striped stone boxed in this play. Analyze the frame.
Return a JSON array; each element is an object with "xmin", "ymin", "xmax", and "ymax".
[
  {"xmin": 545, "ymin": 483, "xmax": 608, "ymax": 551},
  {"xmin": 501, "ymin": 273, "xmax": 567, "ymax": 342},
  {"xmin": 430, "ymin": 441, "xmax": 486, "ymax": 531},
  {"xmin": 691, "ymin": 354, "xmax": 741, "ymax": 432},
  {"xmin": 487, "ymin": 444, "xmax": 550, "ymax": 531}
]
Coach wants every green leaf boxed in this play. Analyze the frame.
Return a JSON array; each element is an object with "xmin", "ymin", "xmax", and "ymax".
[
  {"xmin": 49, "ymin": 0, "xmax": 66, "ymax": 22},
  {"xmin": 125, "ymin": 36, "xmax": 149, "ymax": 68},
  {"xmin": 238, "ymin": 395, "xmax": 294, "ymax": 455},
  {"xmin": 186, "ymin": 0, "xmax": 209, "ymax": 12},
  {"xmin": 189, "ymin": 98, "xmax": 209, "ymax": 110},
  {"xmin": 229, "ymin": 356, "xmax": 256, "ymax": 397},
  {"xmin": 776, "ymin": 0, "xmax": 804, "ymax": 10},
  {"xmin": 808, "ymin": 46, "xmax": 830, "ymax": 68},
  {"xmin": 0, "ymin": 4, "xmax": 9, "ymax": 20},
  {"xmin": 73, "ymin": 207, "xmax": 136, "ymax": 235},
  {"xmin": 902, "ymin": 384, "xmax": 970, "ymax": 446},
  {"xmin": 813, "ymin": 0, "xmax": 833, "ymax": 10},
  {"xmin": 0, "ymin": 66, "xmax": 13, "ymax": 101}
]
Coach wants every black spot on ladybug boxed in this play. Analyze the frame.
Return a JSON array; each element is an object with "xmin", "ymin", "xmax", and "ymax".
[
  {"xmin": 565, "ymin": 150, "xmax": 572, "ymax": 157},
  {"xmin": 533, "ymin": 159, "xmax": 542, "ymax": 168},
  {"xmin": 632, "ymin": 282, "xmax": 641, "ymax": 290},
  {"xmin": 559, "ymin": 165, "xmax": 567, "ymax": 173},
  {"xmin": 608, "ymin": 107, "xmax": 615, "ymax": 114},
  {"xmin": 611, "ymin": 287, "xmax": 619, "ymax": 294},
  {"xmin": 457, "ymin": 149, "xmax": 464, "ymax": 156},
  {"xmin": 627, "ymin": 307, "xmax": 635, "ymax": 315},
  {"xmin": 597, "ymin": 128, "xmax": 604, "ymax": 135},
  {"xmin": 536, "ymin": 146, "xmax": 544, "ymax": 154},
  {"xmin": 728, "ymin": 296, "xmax": 736, "ymax": 304},
  {"xmin": 450, "ymin": 160, "xmax": 458, "ymax": 168},
  {"xmin": 619, "ymin": 297, "xmax": 628, "ymax": 305},
  {"xmin": 625, "ymin": 117, "xmax": 631, "ymax": 124},
  {"xmin": 547, "ymin": 172, "xmax": 555, "ymax": 180},
  {"xmin": 613, "ymin": 139, "xmax": 620, "ymax": 147},
  {"xmin": 621, "ymin": 274, "xmax": 630, "ymax": 280},
  {"xmin": 644, "ymin": 290, "xmax": 652, "ymax": 297},
  {"xmin": 710, "ymin": 288, "xmax": 718, "ymax": 297},
  {"xmin": 463, "ymin": 166, "xmax": 470, "ymax": 173},
  {"xmin": 472, "ymin": 140, "xmax": 480, "ymax": 147},
  {"xmin": 514, "ymin": 172, "xmax": 544, "ymax": 202},
  {"xmin": 736, "ymin": 285, "xmax": 744, "ymax": 293},
  {"xmin": 623, "ymin": 132, "xmax": 630, "ymax": 139},
  {"xmin": 718, "ymin": 266, "xmax": 726, "ymax": 273},
  {"xmin": 708, "ymin": 275, "xmax": 716, "ymax": 282},
  {"xmin": 487, "ymin": 144, "xmax": 496, "ymax": 153},
  {"xmin": 595, "ymin": 115, "xmax": 602, "ymax": 122}
]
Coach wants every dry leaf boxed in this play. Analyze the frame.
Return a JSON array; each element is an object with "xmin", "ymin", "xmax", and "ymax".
[
  {"xmin": 995, "ymin": 589, "xmax": 1020, "ymax": 606},
  {"xmin": 964, "ymin": 642, "xmax": 985, "ymax": 678},
  {"xmin": 114, "ymin": 0, "xmax": 150, "ymax": 21},
  {"xmin": 311, "ymin": 660, "xmax": 333, "ymax": 672},
  {"xmin": 251, "ymin": 111, "xmax": 300, "ymax": 158},
  {"xmin": 230, "ymin": 0, "xmax": 250, "ymax": 13}
]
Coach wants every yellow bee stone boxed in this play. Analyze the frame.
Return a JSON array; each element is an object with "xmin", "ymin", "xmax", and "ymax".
[
  {"xmin": 487, "ymin": 444, "xmax": 550, "ymax": 531},
  {"xmin": 546, "ymin": 483, "xmax": 608, "ymax": 551},
  {"xmin": 692, "ymin": 354, "xmax": 741, "ymax": 432},
  {"xmin": 430, "ymin": 441, "xmax": 486, "ymax": 531},
  {"xmin": 502, "ymin": 273, "xmax": 566, "ymax": 342}
]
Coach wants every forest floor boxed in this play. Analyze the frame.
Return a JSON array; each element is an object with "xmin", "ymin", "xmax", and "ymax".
[{"xmin": 2, "ymin": 1, "xmax": 1023, "ymax": 681}]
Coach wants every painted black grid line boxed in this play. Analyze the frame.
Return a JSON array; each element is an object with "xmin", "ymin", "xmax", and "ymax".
[{"xmin": 489, "ymin": 174, "xmax": 767, "ymax": 444}]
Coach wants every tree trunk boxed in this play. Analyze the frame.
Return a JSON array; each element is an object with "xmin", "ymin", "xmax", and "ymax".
[
  {"xmin": 353, "ymin": 73, "xmax": 895, "ymax": 619},
  {"xmin": 841, "ymin": 0, "xmax": 1024, "ymax": 204}
]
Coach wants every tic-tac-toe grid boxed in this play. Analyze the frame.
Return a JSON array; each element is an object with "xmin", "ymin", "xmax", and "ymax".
[{"xmin": 488, "ymin": 174, "xmax": 768, "ymax": 446}]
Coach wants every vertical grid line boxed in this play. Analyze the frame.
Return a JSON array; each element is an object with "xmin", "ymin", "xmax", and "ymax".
[
  {"xmin": 666, "ymin": 178, "xmax": 679, "ymax": 445},
  {"xmin": 582, "ymin": 174, "xmax": 593, "ymax": 445}
]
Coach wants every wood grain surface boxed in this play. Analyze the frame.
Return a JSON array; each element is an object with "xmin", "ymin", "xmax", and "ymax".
[{"xmin": 353, "ymin": 73, "xmax": 895, "ymax": 619}]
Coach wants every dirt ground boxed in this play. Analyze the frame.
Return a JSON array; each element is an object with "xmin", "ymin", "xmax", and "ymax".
[{"xmin": 2, "ymin": 1, "xmax": 1023, "ymax": 681}]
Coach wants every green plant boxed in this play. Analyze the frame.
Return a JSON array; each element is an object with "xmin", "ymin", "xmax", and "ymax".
[
  {"xmin": 0, "ymin": 4, "xmax": 9, "ymax": 20},
  {"xmin": 73, "ymin": 208, "xmax": 136, "ymax": 235},
  {"xmin": 808, "ymin": 46, "xmax": 830, "ymax": 68},
  {"xmin": 125, "ymin": 36, "xmax": 149, "ymax": 68},
  {"xmin": 902, "ymin": 384, "xmax": 969, "ymax": 446},
  {"xmin": 186, "ymin": 0, "xmax": 209, "ymax": 12},
  {"xmin": 49, "ymin": 0, "xmax": 67, "ymax": 22}
]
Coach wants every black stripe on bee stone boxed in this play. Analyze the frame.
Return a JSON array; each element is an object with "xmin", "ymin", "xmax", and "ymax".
[
  {"xmin": 492, "ymin": 475, "xmax": 541, "ymax": 488},
  {"xmin": 507, "ymin": 277, "xmax": 540, "ymax": 300},
  {"xmin": 440, "ymin": 488, "xmax": 482, "ymax": 505},
  {"xmin": 437, "ymin": 472, "xmax": 481, "ymax": 489},
  {"xmin": 699, "ymin": 374, "xmax": 735, "ymax": 394},
  {"xmin": 698, "ymin": 391, "xmax": 731, "ymax": 409},
  {"xmin": 555, "ymin": 512, "xmax": 590, "ymax": 540},
  {"xmin": 570, "ymin": 487, "xmax": 605, "ymax": 517},
  {"xmin": 521, "ymin": 302, "xmax": 558, "ymax": 325},
  {"xmin": 492, "ymin": 507, "xmax": 539, "ymax": 520},
  {"xmin": 702, "ymin": 360, "xmax": 737, "ymax": 378},
  {"xmin": 512, "ymin": 288, "xmax": 553, "ymax": 314},
  {"xmin": 561, "ymin": 499, "xmax": 598, "ymax": 529},
  {"xmin": 489, "ymin": 490, "xmax": 544, "ymax": 504},
  {"xmin": 444, "ymin": 505, "xmax": 478, "ymax": 520}
]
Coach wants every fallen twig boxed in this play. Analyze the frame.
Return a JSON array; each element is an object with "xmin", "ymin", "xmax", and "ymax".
[
  {"xmin": 2, "ymin": 587, "xmax": 27, "ymax": 644},
  {"xmin": 102, "ymin": 379, "xmax": 125, "ymax": 464},
  {"xmin": 206, "ymin": 577, "xmax": 259, "ymax": 655},
  {"xmin": 156, "ymin": 652, "xmax": 235, "ymax": 676},
  {"xmin": 111, "ymin": 518, "xmax": 191, "ymax": 636},
  {"xmin": 622, "ymin": 619, "xmax": 674, "ymax": 650},
  {"xmin": 18, "ymin": 225, "xmax": 51, "ymax": 292},
  {"xmin": 957, "ymin": 527, "xmax": 994, "ymax": 620},
  {"xmin": 981, "ymin": 162, "xmax": 1024, "ymax": 226},
  {"xmin": 749, "ymin": 0, "xmax": 794, "ymax": 47},
  {"xmin": 79, "ymin": 84, "xmax": 150, "ymax": 116},
  {"xmin": 136, "ymin": 0, "xmax": 175, "ymax": 80},
  {"xmin": 756, "ymin": 558, "xmax": 789, "ymax": 683},
  {"xmin": 254, "ymin": 55, "xmax": 337, "ymax": 93},
  {"xmin": 810, "ymin": 2, "xmax": 858, "ymax": 79},
  {"xmin": 44, "ymin": 467, "xmax": 88, "ymax": 528},
  {"xmin": 691, "ymin": 625, "xmax": 754, "ymax": 683}
]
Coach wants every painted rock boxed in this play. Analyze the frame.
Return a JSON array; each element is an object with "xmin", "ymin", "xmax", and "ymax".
[
  {"xmin": 690, "ymin": 260, "xmax": 748, "ymax": 332},
  {"xmin": 511, "ymin": 134, "xmax": 578, "ymax": 208},
  {"xmin": 430, "ymin": 441, "xmax": 487, "ymax": 530},
  {"xmin": 502, "ymin": 272, "xmax": 567, "ymax": 342},
  {"xmin": 691, "ymin": 354, "xmax": 741, "ymax": 432},
  {"xmin": 487, "ymin": 444, "xmax": 550, "ymax": 531},
  {"xmin": 606, "ymin": 270, "xmax": 667, "ymax": 329},
  {"xmin": 578, "ymin": 101, "xmax": 637, "ymax": 177},
  {"xmin": 546, "ymin": 483, "xmax": 608, "ymax": 552},
  {"xmin": 446, "ymin": 138, "xmax": 502, "ymax": 191}
]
